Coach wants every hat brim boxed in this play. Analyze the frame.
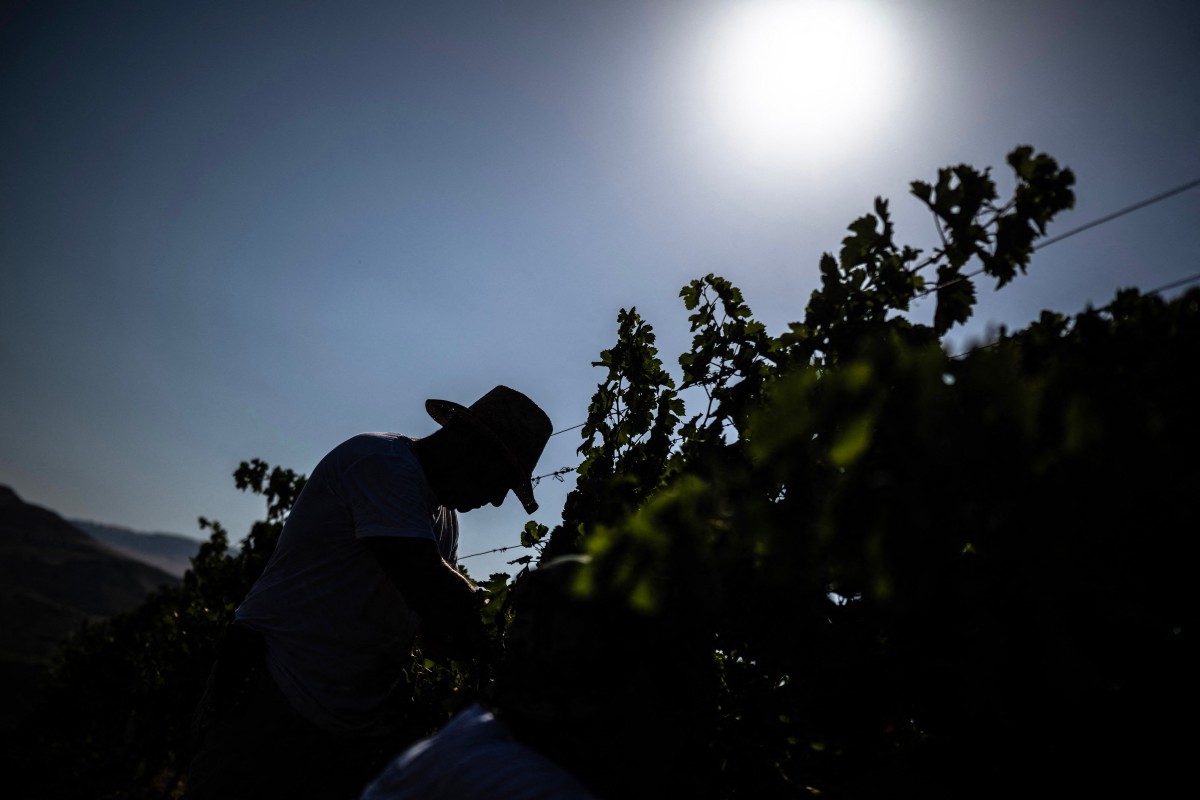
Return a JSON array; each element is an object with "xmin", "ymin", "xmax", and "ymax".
[{"xmin": 426, "ymin": 399, "xmax": 539, "ymax": 514}]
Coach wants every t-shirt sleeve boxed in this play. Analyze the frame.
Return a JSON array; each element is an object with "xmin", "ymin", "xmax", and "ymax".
[{"xmin": 339, "ymin": 450, "xmax": 437, "ymax": 541}]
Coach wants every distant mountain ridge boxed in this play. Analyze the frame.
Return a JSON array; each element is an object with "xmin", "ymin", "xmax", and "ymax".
[
  {"xmin": 69, "ymin": 519, "xmax": 202, "ymax": 579},
  {"xmin": 0, "ymin": 485, "xmax": 183, "ymax": 734}
]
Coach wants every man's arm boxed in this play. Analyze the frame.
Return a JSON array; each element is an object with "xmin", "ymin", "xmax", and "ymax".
[{"xmin": 363, "ymin": 536, "xmax": 487, "ymax": 657}]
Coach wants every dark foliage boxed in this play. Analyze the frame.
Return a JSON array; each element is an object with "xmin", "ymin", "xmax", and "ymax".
[{"xmin": 7, "ymin": 147, "xmax": 1194, "ymax": 798}]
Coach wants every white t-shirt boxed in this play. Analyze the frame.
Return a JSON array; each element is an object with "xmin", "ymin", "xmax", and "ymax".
[
  {"xmin": 236, "ymin": 432, "xmax": 458, "ymax": 735},
  {"xmin": 362, "ymin": 704, "xmax": 596, "ymax": 800}
]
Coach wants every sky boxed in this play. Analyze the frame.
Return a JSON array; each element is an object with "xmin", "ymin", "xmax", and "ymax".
[{"xmin": 2, "ymin": 0, "xmax": 1198, "ymax": 580}]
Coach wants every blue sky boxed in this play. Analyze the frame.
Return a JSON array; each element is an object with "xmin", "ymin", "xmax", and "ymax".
[{"xmin": 3, "ymin": 0, "xmax": 1198, "ymax": 580}]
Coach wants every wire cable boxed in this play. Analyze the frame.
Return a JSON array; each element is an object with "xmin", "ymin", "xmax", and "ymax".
[
  {"xmin": 947, "ymin": 268, "xmax": 1200, "ymax": 359},
  {"xmin": 1141, "ymin": 270, "xmax": 1200, "ymax": 298},
  {"xmin": 1033, "ymin": 176, "xmax": 1200, "ymax": 251},
  {"xmin": 917, "ymin": 176, "xmax": 1200, "ymax": 299},
  {"xmin": 550, "ymin": 422, "xmax": 584, "ymax": 437}
]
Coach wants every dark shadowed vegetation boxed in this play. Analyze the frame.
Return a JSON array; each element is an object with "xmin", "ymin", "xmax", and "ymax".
[{"xmin": 4, "ymin": 147, "xmax": 1194, "ymax": 799}]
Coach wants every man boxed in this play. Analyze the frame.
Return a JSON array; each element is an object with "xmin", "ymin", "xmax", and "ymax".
[{"xmin": 184, "ymin": 385, "xmax": 553, "ymax": 800}]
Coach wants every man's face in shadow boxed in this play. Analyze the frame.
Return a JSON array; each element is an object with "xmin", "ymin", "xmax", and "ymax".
[{"xmin": 438, "ymin": 423, "xmax": 514, "ymax": 512}]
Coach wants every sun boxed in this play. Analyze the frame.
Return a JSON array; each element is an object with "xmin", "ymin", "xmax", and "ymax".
[{"xmin": 704, "ymin": 0, "xmax": 902, "ymax": 168}]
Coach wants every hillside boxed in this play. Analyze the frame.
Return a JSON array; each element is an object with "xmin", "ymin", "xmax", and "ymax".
[
  {"xmin": 0, "ymin": 485, "xmax": 180, "ymax": 734},
  {"xmin": 70, "ymin": 519, "xmax": 201, "ymax": 578}
]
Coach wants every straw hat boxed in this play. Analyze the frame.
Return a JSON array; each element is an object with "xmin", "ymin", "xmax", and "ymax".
[{"xmin": 425, "ymin": 385, "xmax": 552, "ymax": 513}]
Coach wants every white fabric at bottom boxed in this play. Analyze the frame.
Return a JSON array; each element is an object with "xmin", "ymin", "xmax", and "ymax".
[{"xmin": 362, "ymin": 704, "xmax": 596, "ymax": 800}]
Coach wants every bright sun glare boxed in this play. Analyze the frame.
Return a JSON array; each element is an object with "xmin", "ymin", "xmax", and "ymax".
[{"xmin": 706, "ymin": 0, "xmax": 902, "ymax": 168}]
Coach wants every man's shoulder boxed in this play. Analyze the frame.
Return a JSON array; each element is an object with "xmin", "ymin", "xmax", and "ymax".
[
  {"xmin": 342, "ymin": 431, "xmax": 410, "ymax": 446},
  {"xmin": 327, "ymin": 432, "xmax": 414, "ymax": 459},
  {"xmin": 307, "ymin": 433, "xmax": 417, "ymax": 482},
  {"xmin": 323, "ymin": 433, "xmax": 429, "ymax": 491}
]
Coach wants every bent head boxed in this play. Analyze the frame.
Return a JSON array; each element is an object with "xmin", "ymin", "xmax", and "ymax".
[
  {"xmin": 426, "ymin": 422, "xmax": 517, "ymax": 512},
  {"xmin": 418, "ymin": 385, "xmax": 552, "ymax": 514}
]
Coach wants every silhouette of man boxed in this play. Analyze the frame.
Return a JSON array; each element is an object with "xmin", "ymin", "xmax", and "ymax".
[{"xmin": 184, "ymin": 385, "xmax": 552, "ymax": 800}]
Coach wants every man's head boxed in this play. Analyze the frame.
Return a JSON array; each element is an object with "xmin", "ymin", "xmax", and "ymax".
[{"xmin": 420, "ymin": 385, "xmax": 552, "ymax": 514}]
